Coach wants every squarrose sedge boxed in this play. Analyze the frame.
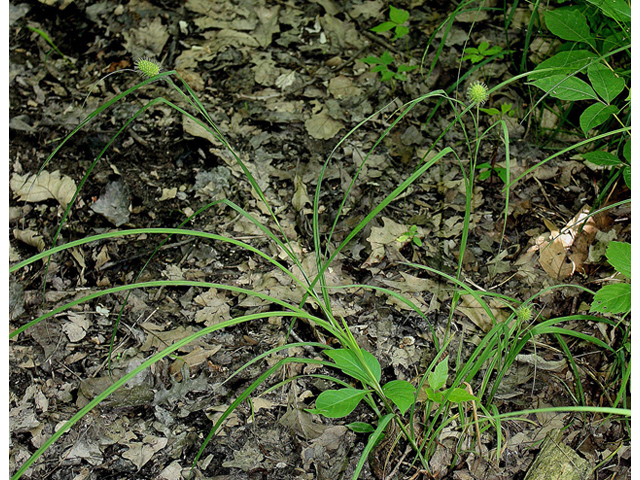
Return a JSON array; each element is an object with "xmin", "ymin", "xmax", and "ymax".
[
  {"xmin": 135, "ymin": 57, "xmax": 162, "ymax": 78},
  {"xmin": 467, "ymin": 80, "xmax": 489, "ymax": 106}
]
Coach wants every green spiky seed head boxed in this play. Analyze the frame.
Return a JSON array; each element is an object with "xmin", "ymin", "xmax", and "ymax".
[
  {"xmin": 135, "ymin": 57, "xmax": 161, "ymax": 78},
  {"xmin": 467, "ymin": 81, "xmax": 489, "ymax": 106},
  {"xmin": 516, "ymin": 305, "xmax": 532, "ymax": 322}
]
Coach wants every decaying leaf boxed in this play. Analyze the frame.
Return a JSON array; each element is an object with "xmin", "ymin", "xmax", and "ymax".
[
  {"xmin": 11, "ymin": 170, "xmax": 76, "ymax": 208},
  {"xmin": 183, "ymin": 114, "xmax": 223, "ymax": 146},
  {"xmin": 122, "ymin": 435, "xmax": 168, "ymax": 471},
  {"xmin": 539, "ymin": 239, "xmax": 575, "ymax": 280},
  {"xmin": 222, "ymin": 444, "xmax": 264, "ymax": 471},
  {"xmin": 13, "ymin": 229, "xmax": 45, "ymax": 252},
  {"xmin": 90, "ymin": 180, "xmax": 130, "ymax": 227},
  {"xmin": 62, "ymin": 312, "xmax": 90, "ymax": 342},
  {"xmin": 456, "ymin": 295, "xmax": 509, "ymax": 332},
  {"xmin": 305, "ymin": 108, "xmax": 343, "ymax": 140},
  {"xmin": 292, "ymin": 175, "xmax": 311, "ymax": 211}
]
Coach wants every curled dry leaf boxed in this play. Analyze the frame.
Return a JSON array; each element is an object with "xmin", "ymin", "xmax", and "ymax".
[
  {"xmin": 13, "ymin": 229, "xmax": 45, "ymax": 252},
  {"xmin": 10, "ymin": 170, "xmax": 76, "ymax": 208}
]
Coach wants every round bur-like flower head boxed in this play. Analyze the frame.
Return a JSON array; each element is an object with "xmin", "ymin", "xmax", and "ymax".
[
  {"xmin": 516, "ymin": 305, "xmax": 533, "ymax": 322},
  {"xmin": 467, "ymin": 81, "xmax": 489, "ymax": 106},
  {"xmin": 135, "ymin": 57, "xmax": 161, "ymax": 78}
]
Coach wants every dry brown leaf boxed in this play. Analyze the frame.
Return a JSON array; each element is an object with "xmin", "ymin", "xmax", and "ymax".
[
  {"xmin": 12, "ymin": 229, "xmax": 45, "ymax": 252},
  {"xmin": 182, "ymin": 115, "xmax": 222, "ymax": 146},
  {"xmin": 292, "ymin": 175, "xmax": 311, "ymax": 211},
  {"xmin": 539, "ymin": 239, "xmax": 575, "ymax": 280},
  {"xmin": 121, "ymin": 435, "xmax": 168, "ymax": 471},
  {"xmin": 11, "ymin": 170, "xmax": 76, "ymax": 208},
  {"xmin": 456, "ymin": 295, "xmax": 509, "ymax": 332},
  {"xmin": 305, "ymin": 109, "xmax": 343, "ymax": 140}
]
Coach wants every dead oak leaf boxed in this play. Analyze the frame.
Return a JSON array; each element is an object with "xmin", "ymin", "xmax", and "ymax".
[{"xmin": 305, "ymin": 109, "xmax": 343, "ymax": 140}]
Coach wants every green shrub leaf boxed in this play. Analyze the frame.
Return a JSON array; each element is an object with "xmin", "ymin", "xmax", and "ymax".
[
  {"xmin": 389, "ymin": 6, "xmax": 410, "ymax": 25},
  {"xmin": 379, "ymin": 50, "xmax": 394, "ymax": 65},
  {"xmin": 623, "ymin": 166, "xmax": 631, "ymax": 188},
  {"xmin": 590, "ymin": 283, "xmax": 631, "ymax": 315},
  {"xmin": 382, "ymin": 380, "xmax": 415, "ymax": 414},
  {"xmin": 529, "ymin": 50, "xmax": 597, "ymax": 81},
  {"xmin": 587, "ymin": 63, "xmax": 625, "ymax": 103},
  {"xmin": 606, "ymin": 241, "xmax": 631, "ymax": 278},
  {"xmin": 531, "ymin": 75, "xmax": 598, "ymax": 101},
  {"xmin": 308, "ymin": 388, "xmax": 370, "ymax": 418},
  {"xmin": 429, "ymin": 357, "xmax": 449, "ymax": 391},
  {"xmin": 446, "ymin": 387, "xmax": 478, "ymax": 403},
  {"xmin": 371, "ymin": 21, "xmax": 396, "ymax": 33},
  {"xmin": 585, "ymin": 0, "xmax": 631, "ymax": 22},
  {"xmin": 425, "ymin": 387, "xmax": 443, "ymax": 403},
  {"xmin": 582, "ymin": 150, "xmax": 622, "ymax": 166},
  {"xmin": 623, "ymin": 139, "xmax": 630, "ymax": 163},
  {"xmin": 347, "ymin": 422, "xmax": 375, "ymax": 433},
  {"xmin": 544, "ymin": 8, "xmax": 594, "ymax": 47},
  {"xmin": 580, "ymin": 103, "xmax": 619, "ymax": 136},
  {"xmin": 393, "ymin": 25, "xmax": 410, "ymax": 40}
]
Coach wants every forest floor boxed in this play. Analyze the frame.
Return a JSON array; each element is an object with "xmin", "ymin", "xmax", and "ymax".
[{"xmin": 9, "ymin": 0, "xmax": 630, "ymax": 479}]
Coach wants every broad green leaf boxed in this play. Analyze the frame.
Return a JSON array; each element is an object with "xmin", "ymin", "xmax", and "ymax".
[
  {"xmin": 477, "ymin": 170, "xmax": 491, "ymax": 181},
  {"xmin": 477, "ymin": 41, "xmax": 490, "ymax": 53},
  {"xmin": 371, "ymin": 21, "xmax": 396, "ymax": 33},
  {"xmin": 585, "ymin": 0, "xmax": 631, "ymax": 22},
  {"xmin": 582, "ymin": 150, "xmax": 622, "ymax": 166},
  {"xmin": 379, "ymin": 50, "xmax": 394, "ymax": 65},
  {"xmin": 380, "ymin": 70, "xmax": 395, "ymax": 82},
  {"xmin": 623, "ymin": 139, "xmax": 630, "ymax": 163},
  {"xmin": 606, "ymin": 241, "xmax": 631, "ymax": 278},
  {"xmin": 545, "ymin": 8, "xmax": 594, "ymax": 46},
  {"xmin": 428, "ymin": 357, "xmax": 449, "ymax": 391},
  {"xmin": 446, "ymin": 387, "xmax": 478, "ymax": 403},
  {"xmin": 361, "ymin": 56, "xmax": 383, "ymax": 65},
  {"xmin": 308, "ymin": 388, "xmax": 369, "ymax": 418},
  {"xmin": 623, "ymin": 166, "xmax": 630, "ymax": 188},
  {"xmin": 580, "ymin": 103, "xmax": 619, "ymax": 136},
  {"xmin": 603, "ymin": 31, "xmax": 630, "ymax": 54},
  {"xmin": 479, "ymin": 107, "xmax": 501, "ymax": 116},
  {"xmin": 529, "ymin": 50, "xmax": 596, "ymax": 80},
  {"xmin": 424, "ymin": 387, "xmax": 443, "ymax": 403},
  {"xmin": 587, "ymin": 63, "xmax": 625, "ymax": 103},
  {"xmin": 382, "ymin": 380, "xmax": 415, "ymax": 414},
  {"xmin": 347, "ymin": 422, "xmax": 375, "ymax": 433},
  {"xmin": 397, "ymin": 64, "xmax": 418, "ymax": 73},
  {"xmin": 485, "ymin": 46, "xmax": 504, "ymax": 56},
  {"xmin": 590, "ymin": 283, "xmax": 631, "ymax": 314},
  {"xmin": 389, "ymin": 6, "xmax": 410, "ymax": 25},
  {"xmin": 393, "ymin": 25, "xmax": 409, "ymax": 40},
  {"xmin": 501, "ymin": 103, "xmax": 514, "ymax": 115},
  {"xmin": 531, "ymin": 75, "xmax": 598, "ymax": 101},
  {"xmin": 326, "ymin": 349, "xmax": 381, "ymax": 385}
]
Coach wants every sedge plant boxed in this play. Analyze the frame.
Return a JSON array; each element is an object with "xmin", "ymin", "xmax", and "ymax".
[
  {"xmin": 11, "ymin": 4, "xmax": 632, "ymax": 471},
  {"xmin": 10, "ymin": 56, "xmax": 460, "ymax": 479}
]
